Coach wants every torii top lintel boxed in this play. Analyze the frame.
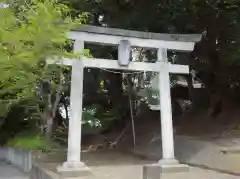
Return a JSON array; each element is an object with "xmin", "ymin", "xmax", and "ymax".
[{"xmin": 69, "ymin": 25, "xmax": 202, "ymax": 51}]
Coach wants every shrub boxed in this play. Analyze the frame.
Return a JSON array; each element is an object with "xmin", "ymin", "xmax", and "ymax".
[{"xmin": 6, "ymin": 131, "xmax": 59, "ymax": 152}]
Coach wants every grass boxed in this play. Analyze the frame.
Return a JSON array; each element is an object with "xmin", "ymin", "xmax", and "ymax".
[{"xmin": 6, "ymin": 130, "xmax": 60, "ymax": 152}]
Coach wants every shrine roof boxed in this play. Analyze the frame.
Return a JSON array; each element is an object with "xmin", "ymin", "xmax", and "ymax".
[{"xmin": 73, "ymin": 25, "xmax": 202, "ymax": 43}]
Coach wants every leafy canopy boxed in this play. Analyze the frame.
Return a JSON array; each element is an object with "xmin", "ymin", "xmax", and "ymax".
[{"xmin": 0, "ymin": 0, "xmax": 85, "ymax": 115}]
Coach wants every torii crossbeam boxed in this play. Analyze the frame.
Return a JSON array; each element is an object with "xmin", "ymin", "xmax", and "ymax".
[{"xmin": 48, "ymin": 25, "xmax": 201, "ymax": 177}]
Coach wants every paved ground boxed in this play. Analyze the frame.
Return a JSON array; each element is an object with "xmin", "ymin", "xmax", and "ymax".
[
  {"xmin": 89, "ymin": 166, "xmax": 240, "ymax": 179},
  {"xmin": 0, "ymin": 161, "xmax": 28, "ymax": 179},
  {"xmin": 83, "ymin": 152, "xmax": 240, "ymax": 179},
  {"xmin": 39, "ymin": 151, "xmax": 240, "ymax": 179},
  {"xmin": 132, "ymin": 135, "xmax": 240, "ymax": 175}
]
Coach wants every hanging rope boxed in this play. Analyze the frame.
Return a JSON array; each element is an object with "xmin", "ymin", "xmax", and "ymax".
[
  {"xmin": 126, "ymin": 76, "xmax": 136, "ymax": 148},
  {"xmin": 98, "ymin": 67, "xmax": 140, "ymax": 148},
  {"xmin": 99, "ymin": 68, "xmax": 144, "ymax": 75},
  {"xmin": 98, "ymin": 62, "xmax": 166, "ymax": 148}
]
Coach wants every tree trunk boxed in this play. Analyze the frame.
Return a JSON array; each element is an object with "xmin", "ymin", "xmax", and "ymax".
[{"xmin": 45, "ymin": 114, "xmax": 53, "ymax": 141}]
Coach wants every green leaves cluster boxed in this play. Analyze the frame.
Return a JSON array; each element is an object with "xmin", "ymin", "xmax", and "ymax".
[
  {"xmin": 83, "ymin": 103, "xmax": 117, "ymax": 127},
  {"xmin": 0, "ymin": 0, "xmax": 85, "ymax": 116}
]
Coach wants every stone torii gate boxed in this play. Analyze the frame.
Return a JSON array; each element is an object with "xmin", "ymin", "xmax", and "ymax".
[{"xmin": 48, "ymin": 25, "xmax": 201, "ymax": 176}]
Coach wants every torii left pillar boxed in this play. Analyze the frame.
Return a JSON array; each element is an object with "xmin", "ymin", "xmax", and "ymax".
[{"xmin": 57, "ymin": 40, "xmax": 91, "ymax": 177}]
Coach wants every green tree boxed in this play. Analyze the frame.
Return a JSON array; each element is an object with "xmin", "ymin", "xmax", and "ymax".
[{"xmin": 0, "ymin": 0, "xmax": 85, "ymax": 138}]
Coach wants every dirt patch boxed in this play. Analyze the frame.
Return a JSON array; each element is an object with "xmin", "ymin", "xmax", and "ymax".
[
  {"xmin": 176, "ymin": 109, "xmax": 240, "ymax": 139},
  {"xmin": 77, "ymin": 108, "xmax": 240, "ymax": 153}
]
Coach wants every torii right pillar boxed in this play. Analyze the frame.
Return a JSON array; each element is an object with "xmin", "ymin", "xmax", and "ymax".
[
  {"xmin": 158, "ymin": 48, "xmax": 178, "ymax": 164},
  {"xmin": 143, "ymin": 49, "xmax": 189, "ymax": 179}
]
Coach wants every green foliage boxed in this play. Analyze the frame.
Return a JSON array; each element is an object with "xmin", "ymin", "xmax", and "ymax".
[
  {"xmin": 82, "ymin": 103, "xmax": 117, "ymax": 127},
  {"xmin": 6, "ymin": 131, "xmax": 59, "ymax": 152},
  {"xmin": 0, "ymin": 0, "xmax": 86, "ymax": 116}
]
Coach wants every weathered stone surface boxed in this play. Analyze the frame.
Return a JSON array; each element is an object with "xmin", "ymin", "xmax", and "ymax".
[
  {"xmin": 143, "ymin": 163, "xmax": 189, "ymax": 179},
  {"xmin": 57, "ymin": 165, "xmax": 91, "ymax": 178},
  {"xmin": 73, "ymin": 25, "xmax": 202, "ymax": 42},
  {"xmin": 6, "ymin": 148, "xmax": 32, "ymax": 173}
]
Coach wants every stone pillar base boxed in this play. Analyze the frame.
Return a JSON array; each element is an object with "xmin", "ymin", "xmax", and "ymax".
[
  {"xmin": 143, "ymin": 162, "xmax": 189, "ymax": 179},
  {"xmin": 158, "ymin": 159, "xmax": 180, "ymax": 165},
  {"xmin": 57, "ymin": 162, "xmax": 91, "ymax": 178}
]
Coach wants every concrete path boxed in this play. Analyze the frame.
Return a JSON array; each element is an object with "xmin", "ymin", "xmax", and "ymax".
[
  {"xmin": 39, "ymin": 151, "xmax": 240, "ymax": 179},
  {"xmin": 132, "ymin": 135, "xmax": 240, "ymax": 175},
  {"xmin": 0, "ymin": 161, "xmax": 28, "ymax": 179}
]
